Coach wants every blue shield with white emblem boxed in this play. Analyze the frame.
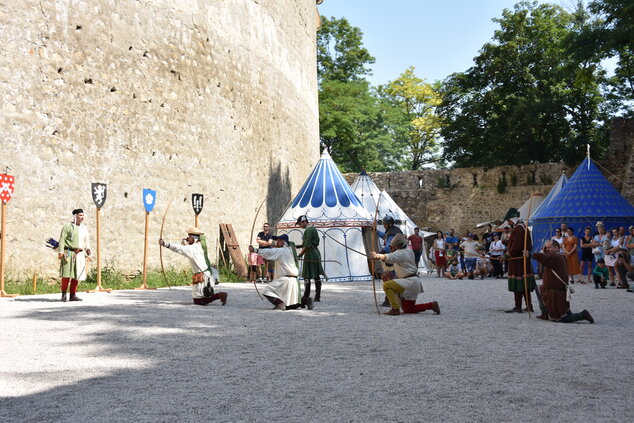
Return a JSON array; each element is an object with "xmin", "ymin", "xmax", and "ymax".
[{"xmin": 143, "ymin": 189, "xmax": 156, "ymax": 213}]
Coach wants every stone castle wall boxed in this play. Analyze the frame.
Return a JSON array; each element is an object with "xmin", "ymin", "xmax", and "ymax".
[
  {"xmin": 346, "ymin": 163, "xmax": 570, "ymax": 234},
  {"xmin": 1, "ymin": 0, "xmax": 321, "ymax": 278},
  {"xmin": 345, "ymin": 117, "xmax": 634, "ymax": 235}
]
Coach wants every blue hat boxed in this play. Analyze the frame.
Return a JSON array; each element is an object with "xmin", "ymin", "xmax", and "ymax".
[{"xmin": 272, "ymin": 234, "xmax": 289, "ymax": 243}]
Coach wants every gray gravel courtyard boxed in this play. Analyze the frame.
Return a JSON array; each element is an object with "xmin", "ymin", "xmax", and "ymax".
[{"xmin": 1, "ymin": 276, "xmax": 632, "ymax": 422}]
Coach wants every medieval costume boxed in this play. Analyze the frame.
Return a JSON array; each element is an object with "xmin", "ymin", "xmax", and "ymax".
[
  {"xmin": 504, "ymin": 210, "xmax": 536, "ymax": 313},
  {"xmin": 377, "ymin": 215, "xmax": 403, "ymax": 306},
  {"xmin": 296, "ymin": 215, "xmax": 324, "ymax": 302},
  {"xmin": 160, "ymin": 228, "xmax": 227, "ymax": 306},
  {"xmin": 258, "ymin": 234, "xmax": 310, "ymax": 310},
  {"xmin": 532, "ymin": 250, "xmax": 594, "ymax": 323},
  {"xmin": 57, "ymin": 209, "xmax": 91, "ymax": 301},
  {"xmin": 371, "ymin": 234, "xmax": 440, "ymax": 316}
]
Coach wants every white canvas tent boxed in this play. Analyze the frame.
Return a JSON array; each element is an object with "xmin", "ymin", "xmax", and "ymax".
[
  {"xmin": 518, "ymin": 193, "xmax": 545, "ymax": 222},
  {"xmin": 529, "ymin": 172, "xmax": 569, "ymax": 219},
  {"xmin": 277, "ymin": 151, "xmax": 373, "ymax": 282},
  {"xmin": 350, "ymin": 171, "xmax": 433, "ymax": 272}
]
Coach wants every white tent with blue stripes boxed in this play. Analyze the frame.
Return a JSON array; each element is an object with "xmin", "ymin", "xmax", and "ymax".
[{"xmin": 277, "ymin": 150, "xmax": 373, "ymax": 282}]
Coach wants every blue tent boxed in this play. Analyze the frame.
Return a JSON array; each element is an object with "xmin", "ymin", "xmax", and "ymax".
[
  {"xmin": 529, "ymin": 172, "xmax": 568, "ymax": 220},
  {"xmin": 530, "ymin": 158, "xmax": 634, "ymax": 255}
]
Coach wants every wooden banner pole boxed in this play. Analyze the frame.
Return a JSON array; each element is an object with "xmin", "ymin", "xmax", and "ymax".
[
  {"xmin": 136, "ymin": 211, "xmax": 155, "ymax": 290},
  {"xmin": 32, "ymin": 274, "xmax": 37, "ymax": 293},
  {"xmin": 97, "ymin": 207, "xmax": 102, "ymax": 288},
  {"xmin": 0, "ymin": 202, "xmax": 18, "ymax": 297},
  {"xmin": 88, "ymin": 207, "xmax": 111, "ymax": 293},
  {"xmin": 195, "ymin": 214, "xmax": 199, "ymax": 228}
]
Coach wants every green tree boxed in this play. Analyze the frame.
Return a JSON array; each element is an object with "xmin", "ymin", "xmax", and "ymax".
[
  {"xmin": 317, "ymin": 16, "xmax": 401, "ymax": 171},
  {"xmin": 317, "ymin": 16, "xmax": 375, "ymax": 82},
  {"xmin": 586, "ymin": 0, "xmax": 633, "ymax": 115},
  {"xmin": 380, "ymin": 67, "xmax": 443, "ymax": 170},
  {"xmin": 439, "ymin": 1, "xmax": 608, "ymax": 167}
]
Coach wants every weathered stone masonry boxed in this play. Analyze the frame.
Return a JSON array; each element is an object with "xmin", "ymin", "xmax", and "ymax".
[{"xmin": 1, "ymin": 0, "xmax": 321, "ymax": 277}]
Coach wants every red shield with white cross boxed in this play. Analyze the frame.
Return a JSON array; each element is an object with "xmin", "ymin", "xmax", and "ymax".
[{"xmin": 0, "ymin": 174, "xmax": 15, "ymax": 204}]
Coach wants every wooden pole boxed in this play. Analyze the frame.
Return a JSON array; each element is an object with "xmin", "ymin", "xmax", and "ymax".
[
  {"xmin": 136, "ymin": 211, "xmax": 155, "ymax": 290},
  {"xmin": 88, "ymin": 207, "xmax": 111, "ymax": 293},
  {"xmin": 195, "ymin": 214, "xmax": 199, "ymax": 228},
  {"xmin": 32, "ymin": 274, "xmax": 37, "ymax": 293},
  {"xmin": 0, "ymin": 202, "xmax": 18, "ymax": 297},
  {"xmin": 97, "ymin": 207, "xmax": 101, "ymax": 288}
]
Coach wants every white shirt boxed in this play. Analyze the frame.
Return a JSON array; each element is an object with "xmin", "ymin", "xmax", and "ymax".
[
  {"xmin": 258, "ymin": 245, "xmax": 301, "ymax": 306},
  {"xmin": 490, "ymin": 240, "xmax": 505, "ymax": 256},
  {"xmin": 166, "ymin": 241, "xmax": 217, "ymax": 298}
]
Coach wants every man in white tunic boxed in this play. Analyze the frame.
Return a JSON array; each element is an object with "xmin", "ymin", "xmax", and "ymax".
[
  {"xmin": 370, "ymin": 234, "xmax": 440, "ymax": 316},
  {"xmin": 57, "ymin": 209, "xmax": 91, "ymax": 302},
  {"xmin": 257, "ymin": 234, "xmax": 312, "ymax": 310},
  {"xmin": 159, "ymin": 227, "xmax": 227, "ymax": 306}
]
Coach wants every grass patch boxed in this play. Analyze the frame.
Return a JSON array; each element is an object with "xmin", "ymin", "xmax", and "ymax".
[{"xmin": 2, "ymin": 264, "xmax": 244, "ymax": 296}]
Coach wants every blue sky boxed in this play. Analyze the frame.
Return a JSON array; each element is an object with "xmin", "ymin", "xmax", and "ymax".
[{"xmin": 317, "ymin": 0, "xmax": 579, "ymax": 86}]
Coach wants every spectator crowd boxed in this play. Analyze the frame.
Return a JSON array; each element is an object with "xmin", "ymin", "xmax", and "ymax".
[{"xmin": 428, "ymin": 222, "xmax": 634, "ymax": 292}]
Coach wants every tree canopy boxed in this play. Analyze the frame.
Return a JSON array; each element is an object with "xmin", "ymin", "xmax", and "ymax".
[{"xmin": 317, "ymin": 1, "xmax": 631, "ymax": 171}]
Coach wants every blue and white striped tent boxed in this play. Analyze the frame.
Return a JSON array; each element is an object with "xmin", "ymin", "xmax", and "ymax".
[
  {"xmin": 277, "ymin": 150, "xmax": 373, "ymax": 282},
  {"xmin": 530, "ymin": 158, "xmax": 634, "ymax": 254}
]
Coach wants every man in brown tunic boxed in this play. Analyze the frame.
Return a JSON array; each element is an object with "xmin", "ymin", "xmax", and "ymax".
[
  {"xmin": 528, "ymin": 240, "xmax": 594, "ymax": 323},
  {"xmin": 504, "ymin": 211, "xmax": 536, "ymax": 313}
]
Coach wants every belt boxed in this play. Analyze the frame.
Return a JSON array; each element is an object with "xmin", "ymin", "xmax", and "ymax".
[
  {"xmin": 284, "ymin": 275, "xmax": 298, "ymax": 278},
  {"xmin": 64, "ymin": 247, "xmax": 83, "ymax": 252}
]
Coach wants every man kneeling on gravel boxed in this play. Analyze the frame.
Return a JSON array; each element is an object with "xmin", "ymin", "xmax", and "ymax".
[
  {"xmin": 525, "ymin": 240, "xmax": 594, "ymax": 323},
  {"xmin": 370, "ymin": 234, "xmax": 440, "ymax": 316},
  {"xmin": 159, "ymin": 227, "xmax": 228, "ymax": 306},
  {"xmin": 257, "ymin": 234, "xmax": 313, "ymax": 311}
]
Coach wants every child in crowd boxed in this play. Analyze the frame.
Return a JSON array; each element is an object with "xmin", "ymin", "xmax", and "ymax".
[
  {"xmin": 445, "ymin": 258, "xmax": 464, "ymax": 280},
  {"xmin": 247, "ymin": 245, "xmax": 264, "ymax": 283},
  {"xmin": 475, "ymin": 253, "xmax": 489, "ymax": 280},
  {"xmin": 592, "ymin": 258, "xmax": 609, "ymax": 289}
]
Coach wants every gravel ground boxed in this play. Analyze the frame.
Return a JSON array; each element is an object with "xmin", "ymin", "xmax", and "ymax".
[{"xmin": 1, "ymin": 276, "xmax": 632, "ymax": 423}]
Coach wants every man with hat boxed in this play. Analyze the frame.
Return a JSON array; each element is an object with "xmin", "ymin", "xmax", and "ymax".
[
  {"xmin": 503, "ymin": 208, "xmax": 536, "ymax": 313},
  {"xmin": 257, "ymin": 234, "xmax": 312, "ymax": 310},
  {"xmin": 296, "ymin": 215, "xmax": 324, "ymax": 302},
  {"xmin": 57, "ymin": 208, "xmax": 91, "ymax": 301},
  {"xmin": 159, "ymin": 227, "xmax": 227, "ymax": 306},
  {"xmin": 370, "ymin": 234, "xmax": 440, "ymax": 316},
  {"xmin": 377, "ymin": 215, "xmax": 403, "ymax": 306}
]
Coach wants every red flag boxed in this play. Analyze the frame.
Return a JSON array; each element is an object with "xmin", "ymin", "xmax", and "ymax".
[{"xmin": 0, "ymin": 174, "xmax": 14, "ymax": 204}]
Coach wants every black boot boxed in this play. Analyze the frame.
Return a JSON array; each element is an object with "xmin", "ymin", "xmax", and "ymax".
[
  {"xmin": 69, "ymin": 294, "xmax": 82, "ymax": 302},
  {"xmin": 314, "ymin": 279, "xmax": 321, "ymax": 302},
  {"xmin": 61, "ymin": 292, "xmax": 67, "ymax": 302},
  {"xmin": 301, "ymin": 296, "xmax": 314, "ymax": 310},
  {"xmin": 381, "ymin": 296, "xmax": 390, "ymax": 307},
  {"xmin": 303, "ymin": 281, "xmax": 311, "ymax": 299}
]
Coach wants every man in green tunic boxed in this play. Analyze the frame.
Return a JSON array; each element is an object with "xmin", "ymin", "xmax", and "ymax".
[
  {"xmin": 296, "ymin": 215, "xmax": 324, "ymax": 302},
  {"xmin": 57, "ymin": 208, "xmax": 91, "ymax": 302}
]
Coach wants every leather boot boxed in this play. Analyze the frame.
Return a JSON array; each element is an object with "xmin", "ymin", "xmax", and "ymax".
[
  {"xmin": 314, "ymin": 279, "xmax": 321, "ymax": 302},
  {"xmin": 301, "ymin": 296, "xmax": 314, "ymax": 310},
  {"xmin": 381, "ymin": 296, "xmax": 390, "ymax": 307},
  {"xmin": 217, "ymin": 292, "xmax": 228, "ymax": 305},
  {"xmin": 505, "ymin": 292, "xmax": 523, "ymax": 313},
  {"xmin": 303, "ymin": 281, "xmax": 311, "ymax": 299},
  {"xmin": 61, "ymin": 292, "xmax": 67, "ymax": 302},
  {"xmin": 69, "ymin": 294, "xmax": 82, "ymax": 302}
]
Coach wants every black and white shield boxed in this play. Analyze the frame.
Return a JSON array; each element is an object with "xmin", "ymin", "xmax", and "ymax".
[
  {"xmin": 91, "ymin": 182, "xmax": 107, "ymax": 209},
  {"xmin": 192, "ymin": 193, "xmax": 204, "ymax": 215}
]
